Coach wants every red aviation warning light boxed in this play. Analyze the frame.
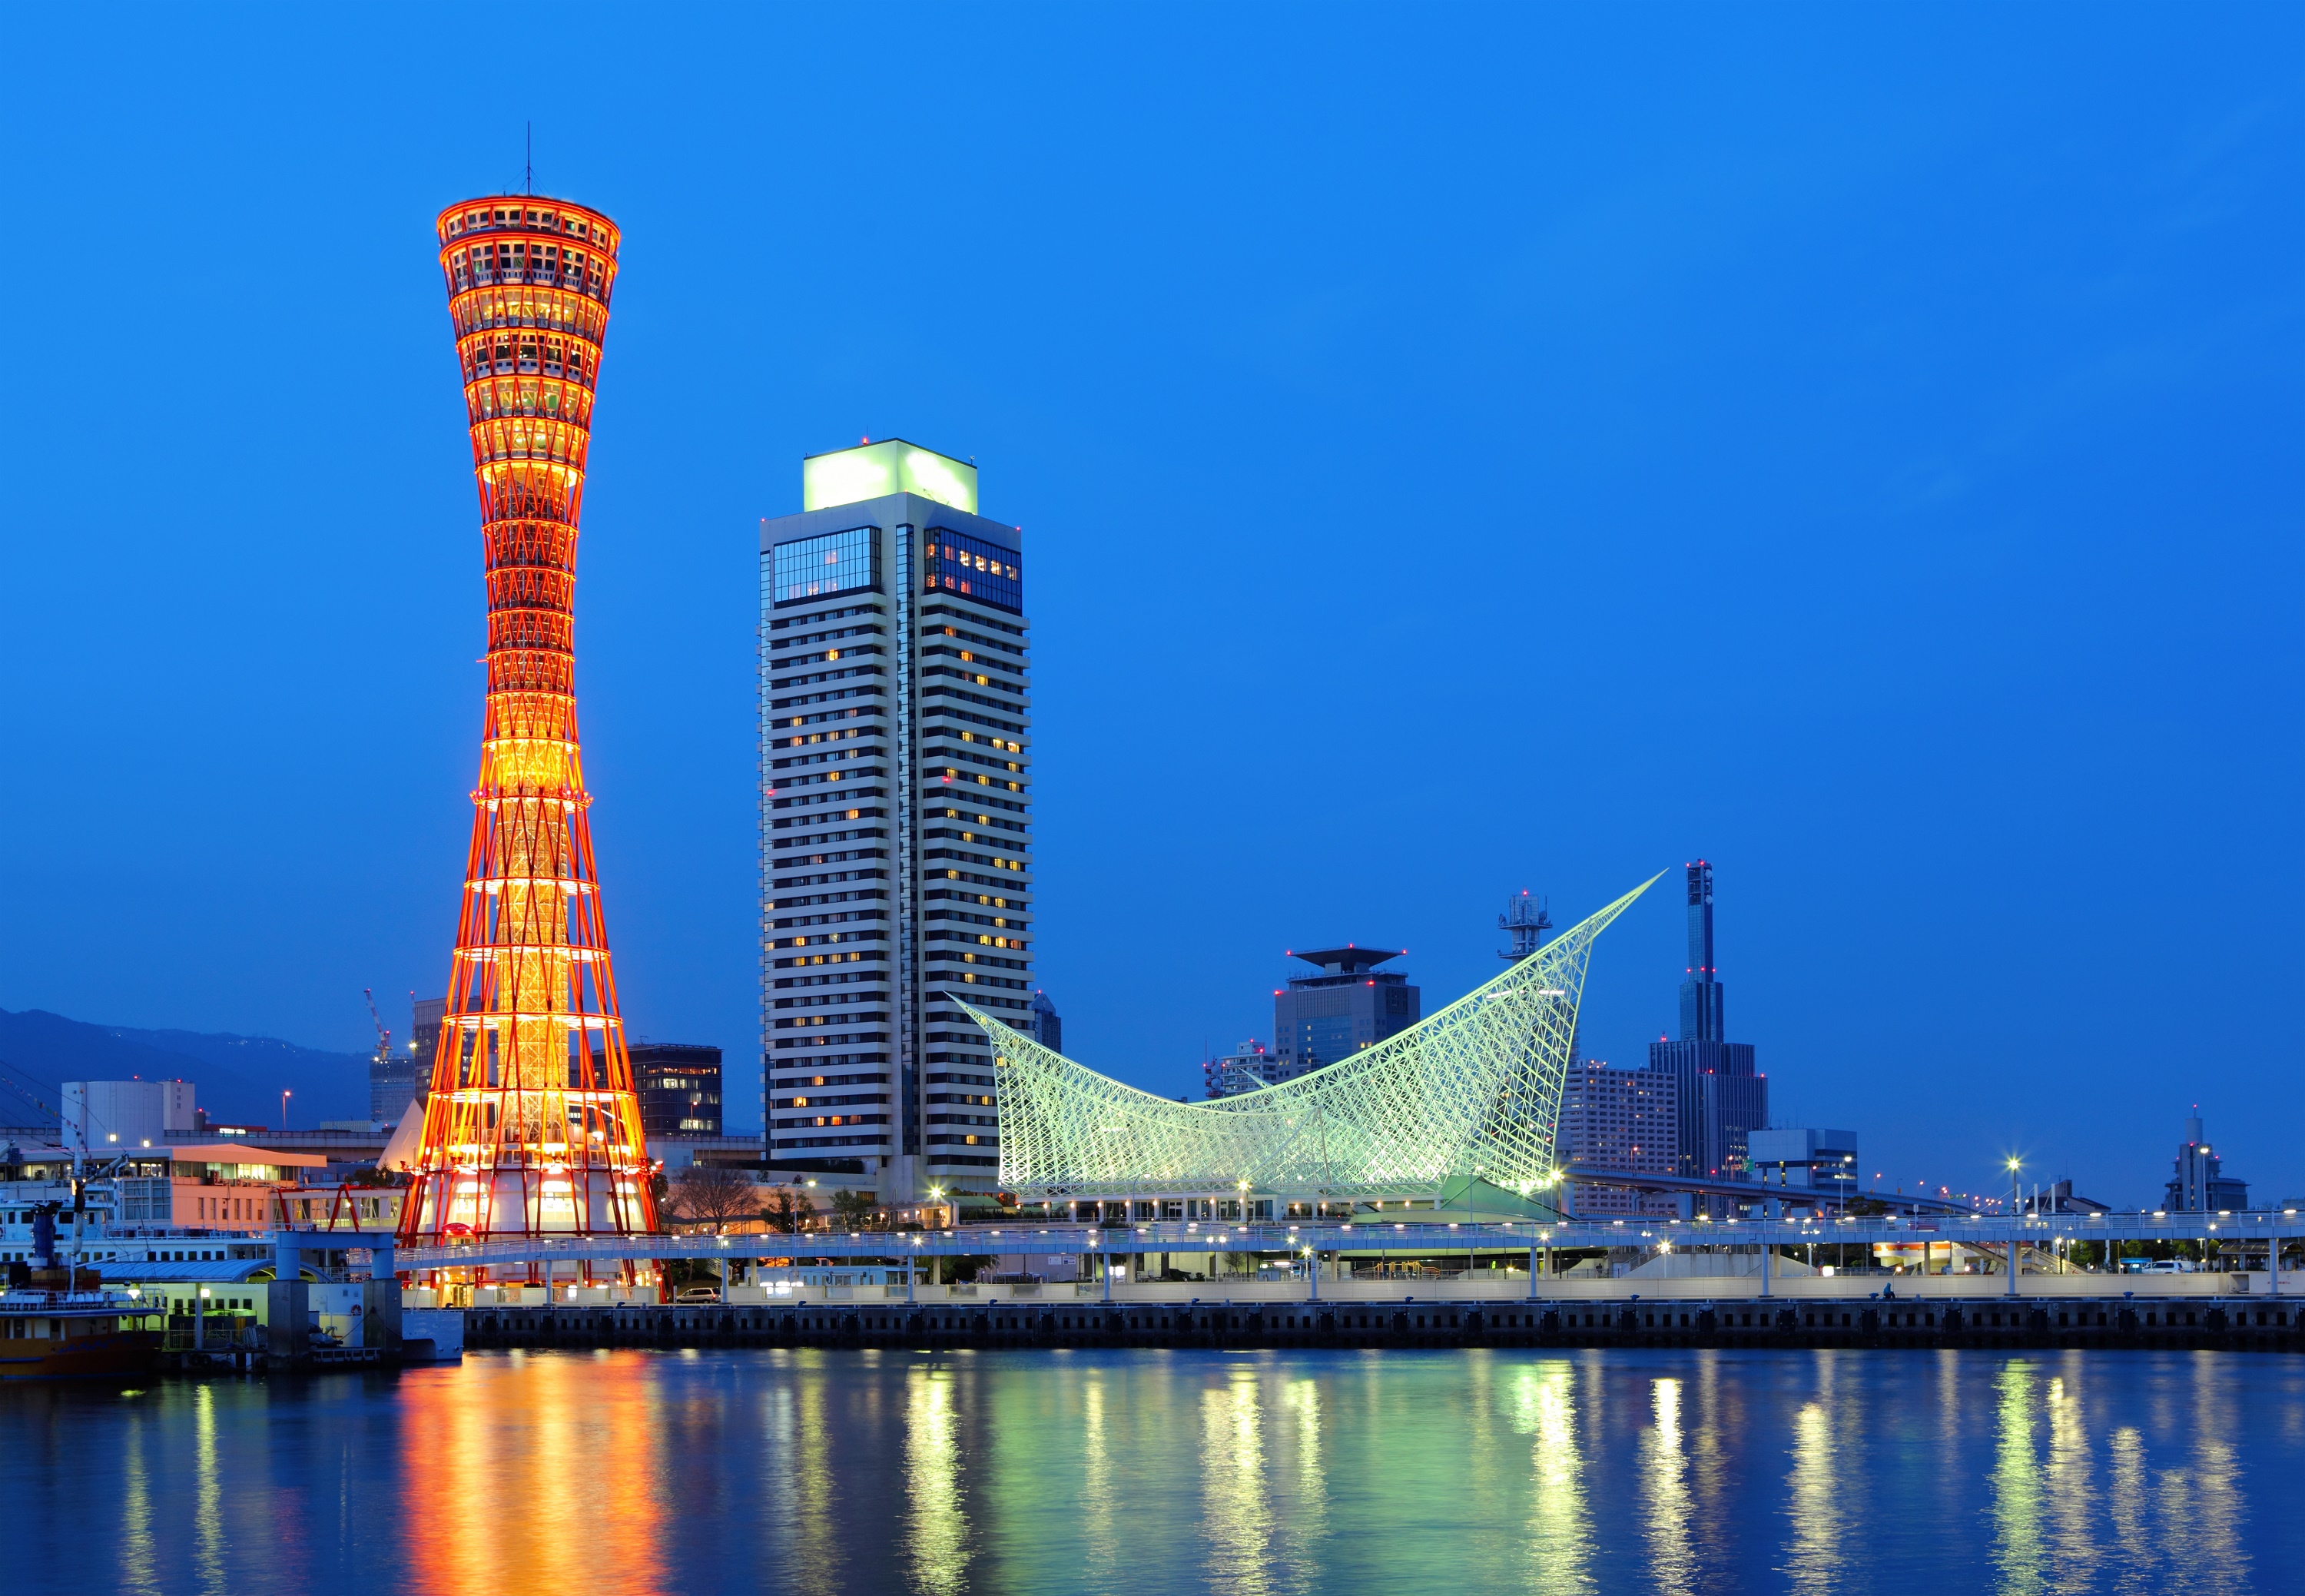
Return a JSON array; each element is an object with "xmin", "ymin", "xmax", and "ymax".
[{"xmin": 398, "ymin": 194, "xmax": 658, "ymax": 1249}]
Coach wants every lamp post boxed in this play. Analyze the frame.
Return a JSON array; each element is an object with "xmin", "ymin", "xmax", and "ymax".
[
  {"xmin": 1235, "ymin": 1179, "xmax": 1250, "ymax": 1284},
  {"xmin": 2005, "ymin": 1156, "xmax": 2023, "ymax": 1296},
  {"xmin": 926, "ymin": 1184, "xmax": 947, "ymax": 1286}
]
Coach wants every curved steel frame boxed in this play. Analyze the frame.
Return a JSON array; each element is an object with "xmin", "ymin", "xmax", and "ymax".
[
  {"xmin": 400, "ymin": 195, "xmax": 656, "ymax": 1246},
  {"xmin": 970, "ymin": 877, "xmax": 1660, "ymax": 1202}
]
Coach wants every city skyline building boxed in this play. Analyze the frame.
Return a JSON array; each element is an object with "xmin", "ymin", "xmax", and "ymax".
[
  {"xmin": 1273, "ymin": 947, "xmax": 1421, "ymax": 1076},
  {"xmin": 2164, "ymin": 1110, "xmax": 2249, "ymax": 1213},
  {"xmin": 366, "ymin": 1041, "xmax": 419, "ymax": 1126},
  {"xmin": 399, "ymin": 194, "xmax": 658, "ymax": 1248},
  {"xmin": 363, "ymin": 994, "xmax": 447, "ymax": 1128},
  {"xmin": 1203, "ymin": 1039, "xmax": 1288, "ymax": 1100},
  {"xmin": 631, "ymin": 1044, "xmax": 724, "ymax": 1139},
  {"xmin": 1748, "ymin": 1126, "xmax": 1859, "ymax": 1209},
  {"xmin": 1647, "ymin": 861, "xmax": 1767, "ymax": 1188},
  {"xmin": 1557, "ymin": 1059, "xmax": 1677, "ymax": 1218},
  {"xmin": 758, "ymin": 440, "xmax": 1034, "ymax": 1205},
  {"xmin": 1023, "ymin": 990, "xmax": 1062, "ymax": 1056},
  {"xmin": 61, "ymin": 1079, "xmax": 195, "ymax": 1151}
]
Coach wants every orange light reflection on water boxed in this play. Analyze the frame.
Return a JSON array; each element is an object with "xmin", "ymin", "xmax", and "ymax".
[{"xmin": 398, "ymin": 1352, "xmax": 667, "ymax": 1596}]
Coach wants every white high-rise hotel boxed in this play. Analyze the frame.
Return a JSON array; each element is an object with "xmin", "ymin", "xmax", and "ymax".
[{"xmin": 758, "ymin": 440, "xmax": 1033, "ymax": 1205}]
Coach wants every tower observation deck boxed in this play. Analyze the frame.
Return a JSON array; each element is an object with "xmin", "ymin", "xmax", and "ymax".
[{"xmin": 398, "ymin": 194, "xmax": 657, "ymax": 1249}]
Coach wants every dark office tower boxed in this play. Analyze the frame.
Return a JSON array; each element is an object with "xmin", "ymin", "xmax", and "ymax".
[
  {"xmin": 1649, "ymin": 860, "xmax": 1766, "ymax": 1190},
  {"xmin": 1024, "ymin": 990, "xmax": 1062, "ymax": 1055},
  {"xmin": 2164, "ymin": 1112, "xmax": 2250, "ymax": 1213},
  {"xmin": 758, "ymin": 441, "xmax": 1033, "ymax": 1203},
  {"xmin": 1274, "ymin": 947, "xmax": 1421, "ymax": 1074},
  {"xmin": 1680, "ymin": 862, "xmax": 1725, "ymax": 1042},
  {"xmin": 631, "ymin": 1044, "xmax": 724, "ymax": 1138}
]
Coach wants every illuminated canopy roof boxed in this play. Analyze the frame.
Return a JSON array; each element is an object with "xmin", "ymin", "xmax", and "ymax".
[{"xmin": 963, "ymin": 876, "xmax": 1660, "ymax": 1201}]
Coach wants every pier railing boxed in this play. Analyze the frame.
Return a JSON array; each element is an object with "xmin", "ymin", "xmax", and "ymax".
[{"xmin": 398, "ymin": 1208, "xmax": 2303, "ymax": 1273}]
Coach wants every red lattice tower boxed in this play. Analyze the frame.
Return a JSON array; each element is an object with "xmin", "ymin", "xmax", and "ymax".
[{"xmin": 399, "ymin": 194, "xmax": 657, "ymax": 1248}]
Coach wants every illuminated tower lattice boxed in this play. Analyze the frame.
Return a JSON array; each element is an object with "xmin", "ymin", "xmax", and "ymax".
[{"xmin": 399, "ymin": 194, "xmax": 657, "ymax": 1245}]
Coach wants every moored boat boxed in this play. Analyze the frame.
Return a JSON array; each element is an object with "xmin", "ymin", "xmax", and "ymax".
[{"xmin": 1, "ymin": 1280, "xmax": 165, "ymax": 1381}]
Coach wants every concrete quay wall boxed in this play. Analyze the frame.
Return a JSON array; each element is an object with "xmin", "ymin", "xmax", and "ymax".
[{"xmin": 459, "ymin": 1290, "xmax": 2304, "ymax": 1355}]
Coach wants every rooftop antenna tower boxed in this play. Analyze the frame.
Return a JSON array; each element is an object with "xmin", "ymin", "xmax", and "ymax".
[{"xmin": 1499, "ymin": 890, "xmax": 1552, "ymax": 961}]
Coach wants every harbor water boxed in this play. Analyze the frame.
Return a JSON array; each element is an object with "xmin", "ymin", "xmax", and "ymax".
[{"xmin": 5, "ymin": 1346, "xmax": 2303, "ymax": 1594}]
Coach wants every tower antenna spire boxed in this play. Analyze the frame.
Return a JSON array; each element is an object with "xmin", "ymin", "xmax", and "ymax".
[{"xmin": 526, "ymin": 122, "xmax": 532, "ymax": 195}]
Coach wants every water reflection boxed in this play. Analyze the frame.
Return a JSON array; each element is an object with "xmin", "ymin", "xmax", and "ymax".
[
  {"xmin": 2187, "ymin": 1353, "xmax": 2251, "ymax": 1591},
  {"xmin": 904, "ymin": 1366, "xmax": 971, "ymax": 1595},
  {"xmin": 1275, "ymin": 1375, "xmax": 1327, "ymax": 1587},
  {"xmin": 1783, "ymin": 1359, "xmax": 1849, "ymax": 1596},
  {"xmin": 791, "ymin": 1357, "xmax": 845, "ymax": 1593},
  {"xmin": 1076, "ymin": 1375, "xmax": 1121, "ymax": 1591},
  {"xmin": 2108, "ymin": 1425, "xmax": 2151, "ymax": 1594},
  {"xmin": 118, "ymin": 1400, "xmax": 161, "ymax": 1596},
  {"xmin": 1508, "ymin": 1361, "xmax": 1595, "ymax": 1596},
  {"xmin": 12, "ymin": 1349, "xmax": 2305, "ymax": 1596},
  {"xmin": 1989, "ymin": 1362, "xmax": 2047, "ymax": 1594},
  {"xmin": 1640, "ymin": 1378, "xmax": 1696, "ymax": 1596},
  {"xmin": 2043, "ymin": 1369, "xmax": 2100, "ymax": 1590},
  {"xmin": 397, "ymin": 1353, "xmax": 668, "ymax": 1596},
  {"xmin": 1200, "ymin": 1369, "xmax": 1275, "ymax": 1595},
  {"xmin": 193, "ymin": 1384, "xmax": 224, "ymax": 1592}
]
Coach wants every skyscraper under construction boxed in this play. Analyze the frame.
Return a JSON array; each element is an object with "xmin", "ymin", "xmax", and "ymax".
[
  {"xmin": 398, "ymin": 194, "xmax": 656, "ymax": 1247},
  {"xmin": 758, "ymin": 441, "xmax": 1033, "ymax": 1206}
]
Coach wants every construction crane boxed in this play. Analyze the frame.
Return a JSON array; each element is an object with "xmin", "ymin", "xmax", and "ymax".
[{"xmin": 363, "ymin": 987, "xmax": 392, "ymax": 1069}]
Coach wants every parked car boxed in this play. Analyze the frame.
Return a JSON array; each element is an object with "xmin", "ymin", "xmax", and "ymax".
[{"xmin": 675, "ymin": 1286, "xmax": 721, "ymax": 1303}]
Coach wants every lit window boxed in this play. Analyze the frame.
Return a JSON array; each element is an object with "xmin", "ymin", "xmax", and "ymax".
[{"xmin": 773, "ymin": 527, "xmax": 877, "ymax": 606}]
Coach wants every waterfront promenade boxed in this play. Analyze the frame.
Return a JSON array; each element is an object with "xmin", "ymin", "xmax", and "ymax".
[
  {"xmin": 402, "ymin": 1210, "xmax": 2305, "ymax": 1355},
  {"xmin": 397, "ymin": 1208, "xmax": 2305, "ymax": 1289}
]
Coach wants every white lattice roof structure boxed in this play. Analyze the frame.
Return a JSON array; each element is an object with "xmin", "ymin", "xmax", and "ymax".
[{"xmin": 960, "ymin": 876, "xmax": 1660, "ymax": 1201}]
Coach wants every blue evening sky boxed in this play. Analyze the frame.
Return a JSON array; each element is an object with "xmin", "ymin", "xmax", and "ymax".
[{"xmin": 0, "ymin": 12, "xmax": 2297, "ymax": 1206}]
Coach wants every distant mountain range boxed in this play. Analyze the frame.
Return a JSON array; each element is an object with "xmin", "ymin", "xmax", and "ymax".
[{"xmin": 0, "ymin": 1008, "xmax": 370, "ymax": 1132}]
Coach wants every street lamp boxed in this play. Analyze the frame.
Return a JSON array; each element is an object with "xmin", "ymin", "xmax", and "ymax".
[{"xmin": 2005, "ymin": 1156, "xmax": 2024, "ymax": 1281}]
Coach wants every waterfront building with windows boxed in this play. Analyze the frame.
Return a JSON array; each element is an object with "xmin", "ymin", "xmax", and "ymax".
[
  {"xmin": 1558, "ymin": 1059, "xmax": 1679, "ymax": 1217},
  {"xmin": 1273, "ymin": 947, "xmax": 1420, "ymax": 1075},
  {"xmin": 630, "ymin": 1044, "xmax": 724, "ymax": 1138},
  {"xmin": 758, "ymin": 440, "xmax": 1033, "ymax": 1205}
]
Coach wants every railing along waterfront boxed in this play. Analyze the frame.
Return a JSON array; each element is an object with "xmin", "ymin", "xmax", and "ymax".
[{"xmin": 398, "ymin": 1208, "xmax": 2305, "ymax": 1273}]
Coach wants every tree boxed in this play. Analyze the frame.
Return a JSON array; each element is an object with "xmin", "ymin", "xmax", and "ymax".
[
  {"xmin": 763, "ymin": 1186, "xmax": 818, "ymax": 1236},
  {"xmin": 829, "ymin": 1187, "xmax": 877, "ymax": 1229},
  {"xmin": 668, "ymin": 1164, "xmax": 761, "ymax": 1233}
]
